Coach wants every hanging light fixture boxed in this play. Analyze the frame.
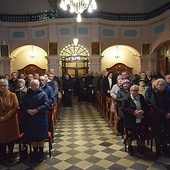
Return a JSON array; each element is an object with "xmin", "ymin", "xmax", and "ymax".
[
  {"xmin": 73, "ymin": 38, "xmax": 79, "ymax": 46},
  {"xmin": 60, "ymin": 0, "xmax": 97, "ymax": 22},
  {"xmin": 73, "ymin": 22, "xmax": 79, "ymax": 46},
  {"xmin": 30, "ymin": 45, "xmax": 35, "ymax": 59},
  {"xmin": 115, "ymin": 46, "xmax": 120, "ymax": 59}
]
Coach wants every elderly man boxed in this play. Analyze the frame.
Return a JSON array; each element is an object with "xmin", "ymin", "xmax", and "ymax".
[
  {"xmin": 165, "ymin": 74, "xmax": 170, "ymax": 92},
  {"xmin": 39, "ymin": 76, "xmax": 55, "ymax": 107},
  {"xmin": 25, "ymin": 74, "xmax": 34, "ymax": 88},
  {"xmin": 47, "ymin": 73, "xmax": 58, "ymax": 98}
]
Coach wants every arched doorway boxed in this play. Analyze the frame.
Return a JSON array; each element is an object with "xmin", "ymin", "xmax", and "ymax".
[
  {"xmin": 101, "ymin": 45, "xmax": 141, "ymax": 74},
  {"xmin": 11, "ymin": 45, "xmax": 47, "ymax": 73},
  {"xmin": 155, "ymin": 40, "xmax": 170, "ymax": 75},
  {"xmin": 60, "ymin": 43, "xmax": 89, "ymax": 78}
]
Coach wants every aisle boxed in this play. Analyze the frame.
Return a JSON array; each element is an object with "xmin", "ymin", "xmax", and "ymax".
[{"xmin": 0, "ymin": 101, "xmax": 169, "ymax": 170}]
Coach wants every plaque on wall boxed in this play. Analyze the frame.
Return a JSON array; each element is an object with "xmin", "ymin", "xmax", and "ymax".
[
  {"xmin": 1, "ymin": 45, "xmax": 9, "ymax": 57},
  {"xmin": 48, "ymin": 42, "xmax": 58, "ymax": 55},
  {"xmin": 91, "ymin": 42, "xmax": 101, "ymax": 55},
  {"xmin": 141, "ymin": 43, "xmax": 150, "ymax": 55}
]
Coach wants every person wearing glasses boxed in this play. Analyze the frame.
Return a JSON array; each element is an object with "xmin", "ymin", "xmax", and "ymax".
[
  {"xmin": 0, "ymin": 79, "xmax": 20, "ymax": 163},
  {"xmin": 21, "ymin": 79, "xmax": 50, "ymax": 163},
  {"xmin": 121, "ymin": 85, "xmax": 148, "ymax": 156}
]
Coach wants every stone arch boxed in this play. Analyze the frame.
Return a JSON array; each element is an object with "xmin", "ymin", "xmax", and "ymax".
[
  {"xmin": 10, "ymin": 45, "xmax": 47, "ymax": 73},
  {"xmin": 101, "ymin": 45, "xmax": 141, "ymax": 74}
]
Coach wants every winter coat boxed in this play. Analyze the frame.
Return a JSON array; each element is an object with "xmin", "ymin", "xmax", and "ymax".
[
  {"xmin": 151, "ymin": 89, "xmax": 170, "ymax": 130},
  {"xmin": 15, "ymin": 86, "xmax": 27, "ymax": 107},
  {"xmin": 115, "ymin": 88, "xmax": 130, "ymax": 118},
  {"xmin": 102, "ymin": 77, "xmax": 114, "ymax": 98},
  {"xmin": 63, "ymin": 77, "xmax": 74, "ymax": 92},
  {"xmin": 121, "ymin": 94, "xmax": 148, "ymax": 129},
  {"xmin": 40, "ymin": 83, "xmax": 55, "ymax": 106},
  {"xmin": 21, "ymin": 88, "xmax": 50, "ymax": 142},
  {"xmin": 0, "ymin": 90, "xmax": 20, "ymax": 143}
]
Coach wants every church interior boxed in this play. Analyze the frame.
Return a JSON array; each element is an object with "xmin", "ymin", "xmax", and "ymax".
[{"xmin": 0, "ymin": 0, "xmax": 170, "ymax": 169}]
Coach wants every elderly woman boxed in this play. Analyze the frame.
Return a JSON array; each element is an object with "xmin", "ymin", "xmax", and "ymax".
[
  {"xmin": 21, "ymin": 79, "xmax": 50, "ymax": 163},
  {"xmin": 151, "ymin": 78, "xmax": 170, "ymax": 156},
  {"xmin": 0, "ymin": 79, "xmax": 20, "ymax": 163},
  {"xmin": 121, "ymin": 85, "xmax": 148, "ymax": 156},
  {"xmin": 110, "ymin": 75, "xmax": 123, "ymax": 100},
  {"xmin": 115, "ymin": 79, "xmax": 131, "ymax": 136}
]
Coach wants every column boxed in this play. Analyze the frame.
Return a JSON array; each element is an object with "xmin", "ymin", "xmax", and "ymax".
[
  {"xmin": 88, "ymin": 55, "xmax": 103, "ymax": 73},
  {"xmin": 45, "ymin": 55, "xmax": 61, "ymax": 76},
  {"xmin": 140, "ymin": 55, "xmax": 156, "ymax": 71},
  {"xmin": 0, "ymin": 58, "xmax": 11, "ymax": 75}
]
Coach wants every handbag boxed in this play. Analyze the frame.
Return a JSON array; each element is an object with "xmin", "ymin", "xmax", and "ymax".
[{"xmin": 57, "ymin": 91, "xmax": 62, "ymax": 99}]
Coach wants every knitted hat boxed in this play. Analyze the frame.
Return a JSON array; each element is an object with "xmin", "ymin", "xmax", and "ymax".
[
  {"xmin": 18, "ymin": 79, "xmax": 25, "ymax": 85},
  {"xmin": 121, "ymin": 79, "xmax": 130, "ymax": 85},
  {"xmin": 138, "ymin": 79, "xmax": 146, "ymax": 83},
  {"xmin": 117, "ymin": 75, "xmax": 123, "ymax": 80}
]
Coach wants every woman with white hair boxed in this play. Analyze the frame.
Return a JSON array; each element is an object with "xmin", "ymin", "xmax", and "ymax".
[
  {"xmin": 151, "ymin": 78, "xmax": 170, "ymax": 156},
  {"xmin": 110, "ymin": 75, "xmax": 123, "ymax": 100},
  {"xmin": 121, "ymin": 85, "xmax": 148, "ymax": 156},
  {"xmin": 21, "ymin": 79, "xmax": 50, "ymax": 163},
  {"xmin": 0, "ymin": 79, "xmax": 20, "ymax": 163}
]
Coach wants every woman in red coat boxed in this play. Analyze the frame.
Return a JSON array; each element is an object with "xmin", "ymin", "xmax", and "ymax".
[{"xmin": 0, "ymin": 78, "xmax": 20, "ymax": 163}]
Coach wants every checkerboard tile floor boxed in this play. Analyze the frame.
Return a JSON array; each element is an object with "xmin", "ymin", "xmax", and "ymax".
[{"xmin": 0, "ymin": 101, "xmax": 170, "ymax": 170}]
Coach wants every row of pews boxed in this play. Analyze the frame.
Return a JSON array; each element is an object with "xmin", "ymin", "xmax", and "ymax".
[{"xmin": 96, "ymin": 92, "xmax": 121, "ymax": 135}]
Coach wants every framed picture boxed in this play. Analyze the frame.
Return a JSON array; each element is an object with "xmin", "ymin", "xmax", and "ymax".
[
  {"xmin": 91, "ymin": 42, "xmax": 101, "ymax": 55},
  {"xmin": 1, "ymin": 45, "xmax": 9, "ymax": 57},
  {"xmin": 48, "ymin": 42, "xmax": 58, "ymax": 55},
  {"xmin": 141, "ymin": 43, "xmax": 150, "ymax": 55}
]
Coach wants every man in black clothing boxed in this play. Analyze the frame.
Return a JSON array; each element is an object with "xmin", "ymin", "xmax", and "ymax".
[
  {"xmin": 9, "ymin": 72, "xmax": 18, "ymax": 92},
  {"xmin": 63, "ymin": 73, "xmax": 74, "ymax": 107}
]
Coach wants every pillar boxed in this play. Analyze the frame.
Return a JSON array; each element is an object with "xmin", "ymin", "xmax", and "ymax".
[
  {"xmin": 0, "ymin": 58, "xmax": 11, "ymax": 75},
  {"xmin": 88, "ymin": 55, "xmax": 103, "ymax": 73},
  {"xmin": 45, "ymin": 55, "xmax": 61, "ymax": 76},
  {"xmin": 140, "ymin": 55, "xmax": 156, "ymax": 71}
]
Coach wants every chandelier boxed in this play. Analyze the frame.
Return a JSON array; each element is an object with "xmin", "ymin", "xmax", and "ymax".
[{"xmin": 60, "ymin": 0, "xmax": 97, "ymax": 22}]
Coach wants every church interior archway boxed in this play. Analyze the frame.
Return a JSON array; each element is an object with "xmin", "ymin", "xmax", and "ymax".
[
  {"xmin": 60, "ymin": 43, "xmax": 89, "ymax": 77},
  {"xmin": 11, "ymin": 45, "xmax": 47, "ymax": 73}
]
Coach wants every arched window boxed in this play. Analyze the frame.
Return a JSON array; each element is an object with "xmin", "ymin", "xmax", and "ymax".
[{"xmin": 60, "ymin": 43, "xmax": 89, "ymax": 58}]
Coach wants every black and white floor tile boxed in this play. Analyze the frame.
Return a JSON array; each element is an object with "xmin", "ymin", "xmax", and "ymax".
[{"xmin": 0, "ymin": 100, "xmax": 170, "ymax": 170}]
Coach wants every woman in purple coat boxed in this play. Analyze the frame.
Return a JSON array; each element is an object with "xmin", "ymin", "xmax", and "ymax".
[{"xmin": 21, "ymin": 79, "xmax": 50, "ymax": 163}]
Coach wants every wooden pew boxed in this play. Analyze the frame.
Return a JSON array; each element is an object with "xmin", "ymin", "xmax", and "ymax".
[
  {"xmin": 105, "ymin": 97, "xmax": 113, "ymax": 123},
  {"xmin": 112, "ymin": 102, "xmax": 121, "ymax": 135}
]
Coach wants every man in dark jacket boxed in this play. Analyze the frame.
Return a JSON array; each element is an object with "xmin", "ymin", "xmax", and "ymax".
[
  {"xmin": 39, "ymin": 76, "xmax": 55, "ymax": 107},
  {"xmin": 63, "ymin": 73, "xmax": 74, "ymax": 107},
  {"xmin": 9, "ymin": 72, "xmax": 18, "ymax": 92}
]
